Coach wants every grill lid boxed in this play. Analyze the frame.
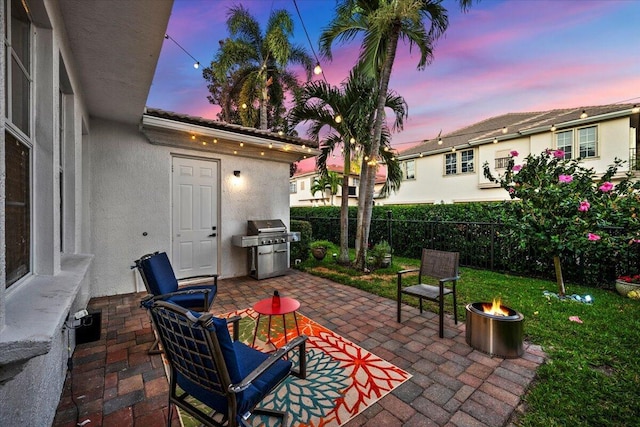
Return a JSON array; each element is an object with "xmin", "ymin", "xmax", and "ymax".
[{"xmin": 247, "ymin": 219, "xmax": 287, "ymax": 235}]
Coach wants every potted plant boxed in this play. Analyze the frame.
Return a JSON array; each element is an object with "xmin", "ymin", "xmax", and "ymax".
[
  {"xmin": 309, "ymin": 240, "xmax": 331, "ymax": 261},
  {"xmin": 369, "ymin": 240, "xmax": 392, "ymax": 268},
  {"xmin": 615, "ymin": 274, "xmax": 640, "ymax": 298}
]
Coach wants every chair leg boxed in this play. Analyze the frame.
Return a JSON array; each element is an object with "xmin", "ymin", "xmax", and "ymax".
[
  {"xmin": 453, "ymin": 292, "xmax": 458, "ymax": 325},
  {"xmin": 419, "ymin": 298, "xmax": 423, "ymax": 314},
  {"xmin": 148, "ymin": 337, "xmax": 162, "ymax": 355},
  {"xmin": 397, "ymin": 295, "xmax": 402, "ymax": 323},
  {"xmin": 439, "ymin": 297, "xmax": 444, "ymax": 338}
]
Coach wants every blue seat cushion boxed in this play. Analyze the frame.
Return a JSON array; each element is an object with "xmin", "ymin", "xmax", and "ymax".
[
  {"xmin": 140, "ymin": 252, "xmax": 179, "ymax": 295},
  {"xmin": 167, "ymin": 283, "xmax": 217, "ymax": 309},
  {"xmin": 176, "ymin": 316, "xmax": 292, "ymax": 418}
]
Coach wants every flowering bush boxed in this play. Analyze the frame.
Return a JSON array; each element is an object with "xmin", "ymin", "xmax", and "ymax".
[
  {"xmin": 617, "ymin": 274, "xmax": 640, "ymax": 284},
  {"xmin": 484, "ymin": 149, "xmax": 640, "ymax": 293}
]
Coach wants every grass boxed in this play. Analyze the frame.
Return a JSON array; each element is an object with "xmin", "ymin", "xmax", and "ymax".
[{"xmin": 297, "ymin": 244, "xmax": 640, "ymax": 426}]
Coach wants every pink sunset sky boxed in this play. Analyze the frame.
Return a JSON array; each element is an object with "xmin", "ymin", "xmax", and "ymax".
[{"xmin": 147, "ymin": 0, "xmax": 640, "ymax": 171}]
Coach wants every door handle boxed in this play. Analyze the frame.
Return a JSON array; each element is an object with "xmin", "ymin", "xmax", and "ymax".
[{"xmin": 208, "ymin": 233, "xmax": 217, "ymax": 237}]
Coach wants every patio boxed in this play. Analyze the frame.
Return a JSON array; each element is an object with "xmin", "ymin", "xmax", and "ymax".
[{"xmin": 53, "ymin": 270, "xmax": 545, "ymax": 427}]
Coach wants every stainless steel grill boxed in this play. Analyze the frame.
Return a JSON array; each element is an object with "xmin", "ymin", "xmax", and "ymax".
[{"xmin": 232, "ymin": 219, "xmax": 300, "ymax": 280}]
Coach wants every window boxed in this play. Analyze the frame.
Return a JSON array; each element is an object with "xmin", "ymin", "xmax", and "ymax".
[
  {"xmin": 289, "ymin": 181, "xmax": 297, "ymax": 194},
  {"xmin": 445, "ymin": 153, "xmax": 457, "ymax": 175},
  {"xmin": 444, "ymin": 149, "xmax": 474, "ymax": 175},
  {"xmin": 555, "ymin": 126, "xmax": 597, "ymax": 159},
  {"xmin": 6, "ymin": 0, "xmax": 32, "ymax": 137},
  {"xmin": 5, "ymin": 0, "xmax": 32, "ymax": 287},
  {"xmin": 461, "ymin": 150, "xmax": 474, "ymax": 173},
  {"xmin": 578, "ymin": 126, "xmax": 597, "ymax": 158},
  {"xmin": 402, "ymin": 159, "xmax": 415, "ymax": 179},
  {"xmin": 556, "ymin": 130, "xmax": 573, "ymax": 159},
  {"xmin": 300, "ymin": 180, "xmax": 305, "ymax": 191},
  {"xmin": 5, "ymin": 132, "xmax": 31, "ymax": 288}
]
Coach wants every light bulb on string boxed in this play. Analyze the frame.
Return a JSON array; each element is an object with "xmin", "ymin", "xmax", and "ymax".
[
  {"xmin": 334, "ymin": 114, "xmax": 342, "ymax": 124},
  {"xmin": 313, "ymin": 63, "xmax": 322, "ymax": 75}
]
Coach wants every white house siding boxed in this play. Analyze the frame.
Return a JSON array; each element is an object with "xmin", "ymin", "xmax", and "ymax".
[
  {"xmin": 385, "ymin": 116, "xmax": 635, "ymax": 205},
  {"xmin": 0, "ymin": 1, "xmax": 94, "ymax": 425},
  {"xmin": 90, "ymin": 119, "xmax": 292, "ymax": 297}
]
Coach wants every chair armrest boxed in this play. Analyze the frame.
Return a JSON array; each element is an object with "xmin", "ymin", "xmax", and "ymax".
[
  {"xmin": 229, "ymin": 334, "xmax": 308, "ymax": 393},
  {"xmin": 141, "ymin": 288, "xmax": 213, "ymax": 307},
  {"xmin": 397, "ymin": 268, "xmax": 419, "ymax": 276},
  {"xmin": 226, "ymin": 315, "xmax": 241, "ymax": 341},
  {"xmin": 178, "ymin": 274, "xmax": 219, "ymax": 286},
  {"xmin": 438, "ymin": 275, "xmax": 460, "ymax": 283}
]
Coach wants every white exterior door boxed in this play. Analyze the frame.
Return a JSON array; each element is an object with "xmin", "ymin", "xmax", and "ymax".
[{"xmin": 172, "ymin": 156, "xmax": 219, "ymax": 278}]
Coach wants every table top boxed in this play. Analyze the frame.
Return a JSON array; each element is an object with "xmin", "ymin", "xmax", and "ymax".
[{"xmin": 253, "ymin": 296, "xmax": 300, "ymax": 315}]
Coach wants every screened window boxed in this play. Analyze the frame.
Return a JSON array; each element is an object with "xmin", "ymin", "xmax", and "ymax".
[
  {"xmin": 461, "ymin": 150, "xmax": 474, "ymax": 173},
  {"xmin": 445, "ymin": 149, "xmax": 474, "ymax": 175},
  {"xmin": 556, "ymin": 130, "xmax": 573, "ymax": 159},
  {"xmin": 445, "ymin": 153, "xmax": 457, "ymax": 175},
  {"xmin": 403, "ymin": 159, "xmax": 415, "ymax": 179},
  {"xmin": 578, "ymin": 126, "xmax": 597, "ymax": 158},
  {"xmin": 5, "ymin": 132, "xmax": 31, "ymax": 288},
  {"xmin": 555, "ymin": 126, "xmax": 597, "ymax": 159},
  {"xmin": 5, "ymin": 0, "xmax": 32, "ymax": 287},
  {"xmin": 6, "ymin": 0, "xmax": 32, "ymax": 136}
]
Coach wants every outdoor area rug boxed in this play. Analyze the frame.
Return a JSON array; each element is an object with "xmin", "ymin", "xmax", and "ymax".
[{"xmin": 174, "ymin": 307, "xmax": 412, "ymax": 427}]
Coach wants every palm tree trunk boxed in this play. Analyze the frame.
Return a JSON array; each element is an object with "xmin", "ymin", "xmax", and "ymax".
[
  {"xmin": 553, "ymin": 255, "xmax": 566, "ymax": 296},
  {"xmin": 339, "ymin": 159, "xmax": 350, "ymax": 264},
  {"xmin": 260, "ymin": 85, "xmax": 269, "ymax": 130},
  {"xmin": 354, "ymin": 26, "xmax": 400, "ymax": 270}
]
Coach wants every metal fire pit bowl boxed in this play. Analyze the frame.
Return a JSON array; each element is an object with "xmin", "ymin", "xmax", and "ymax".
[{"xmin": 465, "ymin": 302, "xmax": 524, "ymax": 358}]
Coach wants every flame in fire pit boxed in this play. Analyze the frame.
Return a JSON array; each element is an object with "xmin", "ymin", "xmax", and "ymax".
[{"xmin": 482, "ymin": 298, "xmax": 510, "ymax": 317}]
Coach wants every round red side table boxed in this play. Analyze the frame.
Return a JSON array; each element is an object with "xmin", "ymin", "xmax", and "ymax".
[{"xmin": 252, "ymin": 296, "xmax": 301, "ymax": 349}]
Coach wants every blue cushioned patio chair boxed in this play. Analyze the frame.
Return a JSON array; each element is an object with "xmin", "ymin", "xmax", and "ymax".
[
  {"xmin": 133, "ymin": 251, "xmax": 218, "ymax": 353},
  {"xmin": 142, "ymin": 297, "xmax": 307, "ymax": 427}
]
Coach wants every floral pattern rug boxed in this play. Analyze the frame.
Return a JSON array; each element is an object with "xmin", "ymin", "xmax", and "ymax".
[{"xmin": 177, "ymin": 307, "xmax": 412, "ymax": 427}]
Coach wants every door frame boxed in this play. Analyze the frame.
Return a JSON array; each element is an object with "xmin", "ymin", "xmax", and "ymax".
[{"xmin": 170, "ymin": 154, "xmax": 222, "ymax": 278}]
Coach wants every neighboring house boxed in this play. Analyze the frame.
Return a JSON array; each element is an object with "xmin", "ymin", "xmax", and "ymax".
[
  {"xmin": 290, "ymin": 164, "xmax": 386, "ymax": 207},
  {"xmin": 0, "ymin": 1, "xmax": 317, "ymax": 426},
  {"xmin": 384, "ymin": 104, "xmax": 640, "ymax": 205}
]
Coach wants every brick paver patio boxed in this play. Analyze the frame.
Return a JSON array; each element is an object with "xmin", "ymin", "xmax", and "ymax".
[{"xmin": 53, "ymin": 270, "xmax": 545, "ymax": 426}]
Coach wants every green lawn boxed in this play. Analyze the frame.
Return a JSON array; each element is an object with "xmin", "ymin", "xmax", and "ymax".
[{"xmin": 298, "ymin": 247, "xmax": 640, "ymax": 426}]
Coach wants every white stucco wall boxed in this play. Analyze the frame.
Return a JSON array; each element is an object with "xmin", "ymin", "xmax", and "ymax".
[
  {"xmin": 384, "ymin": 117, "xmax": 634, "ymax": 205},
  {"xmin": 89, "ymin": 119, "xmax": 292, "ymax": 297}
]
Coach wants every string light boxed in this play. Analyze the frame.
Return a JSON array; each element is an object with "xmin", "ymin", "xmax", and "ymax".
[
  {"xmin": 438, "ymin": 138, "xmax": 443, "ymax": 145},
  {"xmin": 313, "ymin": 63, "xmax": 322, "ymax": 75},
  {"xmin": 164, "ymin": 34, "xmax": 200, "ymax": 69},
  {"xmin": 632, "ymin": 105, "xmax": 639, "ymax": 113},
  {"xmin": 493, "ymin": 138, "xmax": 498, "ymax": 144},
  {"xmin": 580, "ymin": 110, "xmax": 588, "ymax": 119},
  {"xmin": 293, "ymin": 0, "xmax": 323, "ymax": 77},
  {"xmin": 334, "ymin": 115, "xmax": 342, "ymax": 124},
  {"xmin": 550, "ymin": 125, "xmax": 556, "ymax": 132}
]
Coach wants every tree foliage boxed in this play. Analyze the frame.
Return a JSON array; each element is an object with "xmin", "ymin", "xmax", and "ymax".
[
  {"xmin": 202, "ymin": 5, "xmax": 313, "ymax": 131},
  {"xmin": 484, "ymin": 149, "xmax": 640, "ymax": 293}
]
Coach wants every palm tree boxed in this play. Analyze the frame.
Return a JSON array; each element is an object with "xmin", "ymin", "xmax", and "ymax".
[
  {"xmin": 320, "ymin": 0, "xmax": 473, "ymax": 269},
  {"xmin": 205, "ymin": 5, "xmax": 314, "ymax": 130},
  {"xmin": 310, "ymin": 172, "xmax": 341, "ymax": 206},
  {"xmin": 290, "ymin": 71, "xmax": 407, "ymax": 264}
]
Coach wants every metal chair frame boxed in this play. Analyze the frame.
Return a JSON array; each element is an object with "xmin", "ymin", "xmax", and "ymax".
[
  {"xmin": 397, "ymin": 249, "xmax": 460, "ymax": 338},
  {"xmin": 143, "ymin": 298, "xmax": 307, "ymax": 427}
]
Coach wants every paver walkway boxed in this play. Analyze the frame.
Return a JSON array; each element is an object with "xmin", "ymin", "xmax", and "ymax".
[{"xmin": 53, "ymin": 270, "xmax": 545, "ymax": 426}]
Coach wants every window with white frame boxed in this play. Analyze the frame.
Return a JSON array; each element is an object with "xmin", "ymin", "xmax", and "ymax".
[
  {"xmin": 556, "ymin": 130, "xmax": 573, "ymax": 159},
  {"xmin": 289, "ymin": 181, "xmax": 297, "ymax": 194},
  {"xmin": 402, "ymin": 159, "xmax": 415, "ymax": 180},
  {"xmin": 555, "ymin": 126, "xmax": 597, "ymax": 159},
  {"xmin": 444, "ymin": 149, "xmax": 474, "ymax": 175},
  {"xmin": 5, "ymin": 0, "xmax": 32, "ymax": 288}
]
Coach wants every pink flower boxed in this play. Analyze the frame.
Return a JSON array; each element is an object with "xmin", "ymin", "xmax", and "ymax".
[
  {"xmin": 512, "ymin": 164, "xmax": 522, "ymax": 172},
  {"xmin": 558, "ymin": 175, "xmax": 573, "ymax": 183},
  {"xmin": 599, "ymin": 182, "xmax": 614, "ymax": 192},
  {"xmin": 510, "ymin": 150, "xmax": 519, "ymax": 157},
  {"xmin": 553, "ymin": 149, "xmax": 565, "ymax": 159},
  {"xmin": 578, "ymin": 200, "xmax": 590, "ymax": 212},
  {"xmin": 508, "ymin": 187, "xmax": 515, "ymax": 194},
  {"xmin": 587, "ymin": 233, "xmax": 601, "ymax": 241}
]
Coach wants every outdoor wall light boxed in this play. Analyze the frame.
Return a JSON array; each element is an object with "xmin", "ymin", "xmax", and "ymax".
[{"xmin": 233, "ymin": 170, "xmax": 241, "ymax": 177}]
